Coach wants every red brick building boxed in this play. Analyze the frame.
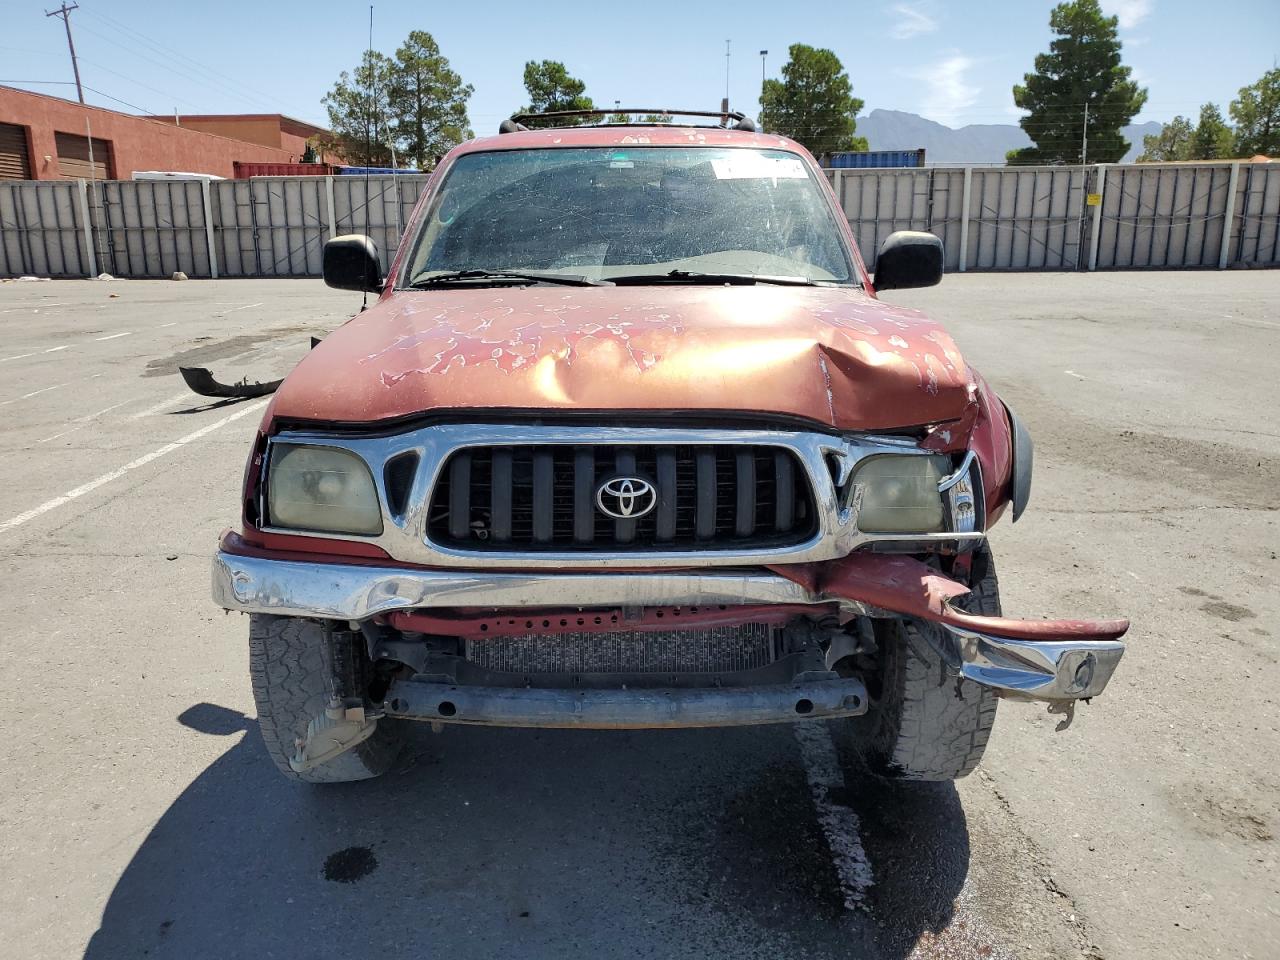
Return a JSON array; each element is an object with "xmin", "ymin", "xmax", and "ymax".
[{"xmin": 0, "ymin": 86, "xmax": 330, "ymax": 180}]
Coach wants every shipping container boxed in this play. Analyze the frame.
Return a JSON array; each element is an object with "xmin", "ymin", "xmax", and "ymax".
[
  {"xmin": 826, "ymin": 149, "xmax": 926, "ymax": 169},
  {"xmin": 233, "ymin": 161, "xmax": 336, "ymax": 179},
  {"xmin": 336, "ymin": 165, "xmax": 424, "ymax": 176}
]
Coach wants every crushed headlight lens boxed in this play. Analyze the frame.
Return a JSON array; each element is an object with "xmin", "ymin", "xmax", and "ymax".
[
  {"xmin": 267, "ymin": 444, "xmax": 382, "ymax": 535},
  {"xmin": 852, "ymin": 454, "xmax": 949, "ymax": 533}
]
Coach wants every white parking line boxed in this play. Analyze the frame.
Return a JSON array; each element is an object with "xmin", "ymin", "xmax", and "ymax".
[
  {"xmin": 220, "ymin": 302, "xmax": 264, "ymax": 315},
  {"xmin": 38, "ymin": 398, "xmax": 139, "ymax": 443},
  {"xmin": 792, "ymin": 721, "xmax": 873, "ymax": 910},
  {"xmin": 128, "ymin": 391, "xmax": 194, "ymax": 419},
  {"xmin": 94, "ymin": 331, "xmax": 133, "ymax": 341},
  {"xmin": 159, "ymin": 322, "xmax": 178, "ymax": 328},
  {"xmin": 0, "ymin": 373, "xmax": 102, "ymax": 407},
  {"xmin": 0, "ymin": 399, "xmax": 268, "ymax": 535},
  {"xmin": 1, "ymin": 344, "xmax": 75, "ymax": 363}
]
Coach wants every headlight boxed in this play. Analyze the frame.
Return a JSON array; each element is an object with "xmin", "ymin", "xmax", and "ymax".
[
  {"xmin": 852, "ymin": 454, "xmax": 949, "ymax": 533},
  {"xmin": 267, "ymin": 444, "xmax": 383, "ymax": 535}
]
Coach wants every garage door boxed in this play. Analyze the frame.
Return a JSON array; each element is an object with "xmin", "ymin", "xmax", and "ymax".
[
  {"xmin": 55, "ymin": 131, "xmax": 112, "ymax": 179},
  {"xmin": 0, "ymin": 122, "xmax": 31, "ymax": 179}
]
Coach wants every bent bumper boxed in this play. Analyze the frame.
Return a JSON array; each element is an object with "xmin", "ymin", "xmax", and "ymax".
[
  {"xmin": 213, "ymin": 536, "xmax": 1129, "ymax": 703},
  {"xmin": 382, "ymin": 675, "xmax": 869, "ymax": 728}
]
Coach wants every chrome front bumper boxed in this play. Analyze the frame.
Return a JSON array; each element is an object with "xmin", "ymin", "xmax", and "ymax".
[
  {"xmin": 212, "ymin": 549, "xmax": 823, "ymax": 620},
  {"xmin": 213, "ymin": 548, "xmax": 1127, "ymax": 704}
]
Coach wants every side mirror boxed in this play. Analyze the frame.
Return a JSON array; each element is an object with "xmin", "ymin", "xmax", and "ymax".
[
  {"xmin": 323, "ymin": 234, "xmax": 383, "ymax": 292},
  {"xmin": 873, "ymin": 231, "xmax": 943, "ymax": 291}
]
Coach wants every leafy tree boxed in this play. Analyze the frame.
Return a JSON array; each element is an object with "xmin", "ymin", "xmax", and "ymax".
[
  {"xmin": 1009, "ymin": 0, "xmax": 1147, "ymax": 164},
  {"xmin": 1230, "ymin": 68, "xmax": 1280, "ymax": 157},
  {"xmin": 322, "ymin": 50, "xmax": 395, "ymax": 166},
  {"xmin": 1189, "ymin": 103, "xmax": 1234, "ymax": 160},
  {"xmin": 517, "ymin": 60, "xmax": 593, "ymax": 127},
  {"xmin": 386, "ymin": 31, "xmax": 473, "ymax": 170},
  {"xmin": 1137, "ymin": 115, "xmax": 1192, "ymax": 162},
  {"xmin": 759, "ymin": 44, "xmax": 867, "ymax": 157},
  {"xmin": 607, "ymin": 112, "xmax": 631, "ymax": 124},
  {"xmin": 641, "ymin": 113, "xmax": 672, "ymax": 124}
]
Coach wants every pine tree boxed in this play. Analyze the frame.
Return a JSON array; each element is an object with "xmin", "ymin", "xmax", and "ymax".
[
  {"xmin": 1009, "ymin": 0, "xmax": 1147, "ymax": 164},
  {"xmin": 1230, "ymin": 68, "xmax": 1280, "ymax": 157},
  {"xmin": 759, "ymin": 44, "xmax": 867, "ymax": 158},
  {"xmin": 1189, "ymin": 103, "xmax": 1234, "ymax": 160}
]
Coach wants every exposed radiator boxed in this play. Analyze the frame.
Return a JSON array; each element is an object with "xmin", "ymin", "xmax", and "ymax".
[{"xmin": 463, "ymin": 623, "xmax": 777, "ymax": 675}]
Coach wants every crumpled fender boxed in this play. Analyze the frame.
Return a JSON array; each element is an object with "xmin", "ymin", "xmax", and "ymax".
[{"xmin": 767, "ymin": 553, "xmax": 1129, "ymax": 642}]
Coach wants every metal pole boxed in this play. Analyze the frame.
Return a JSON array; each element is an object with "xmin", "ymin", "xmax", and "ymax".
[
  {"xmin": 1219, "ymin": 161, "xmax": 1240, "ymax": 269},
  {"xmin": 46, "ymin": 3, "xmax": 84, "ymax": 104},
  {"xmin": 76, "ymin": 177, "xmax": 96, "ymax": 277},
  {"xmin": 958, "ymin": 166, "xmax": 972, "ymax": 272},
  {"xmin": 1088, "ymin": 164, "xmax": 1106, "ymax": 271},
  {"xmin": 1081, "ymin": 103, "xmax": 1088, "ymax": 167},
  {"xmin": 200, "ymin": 177, "xmax": 218, "ymax": 279}
]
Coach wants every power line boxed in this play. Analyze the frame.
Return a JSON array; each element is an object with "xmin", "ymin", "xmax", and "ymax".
[{"xmin": 76, "ymin": 6, "xmax": 279, "ymax": 109}]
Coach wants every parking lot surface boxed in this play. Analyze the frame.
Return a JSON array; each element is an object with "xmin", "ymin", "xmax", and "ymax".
[{"xmin": 0, "ymin": 272, "xmax": 1276, "ymax": 959}]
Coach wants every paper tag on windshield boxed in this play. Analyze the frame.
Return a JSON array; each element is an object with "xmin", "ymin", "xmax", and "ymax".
[{"xmin": 710, "ymin": 156, "xmax": 808, "ymax": 180}]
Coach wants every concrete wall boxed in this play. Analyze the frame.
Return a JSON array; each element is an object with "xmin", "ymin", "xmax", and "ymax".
[
  {"xmin": 3, "ymin": 164, "xmax": 1276, "ymax": 279},
  {"xmin": 0, "ymin": 86, "xmax": 298, "ymax": 180}
]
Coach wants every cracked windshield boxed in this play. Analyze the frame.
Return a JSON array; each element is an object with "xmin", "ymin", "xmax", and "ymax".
[{"xmin": 407, "ymin": 147, "xmax": 852, "ymax": 284}]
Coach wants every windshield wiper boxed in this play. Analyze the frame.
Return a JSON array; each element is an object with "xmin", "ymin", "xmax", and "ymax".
[
  {"xmin": 409, "ymin": 269, "xmax": 607, "ymax": 288},
  {"xmin": 608, "ymin": 270, "xmax": 821, "ymax": 287}
]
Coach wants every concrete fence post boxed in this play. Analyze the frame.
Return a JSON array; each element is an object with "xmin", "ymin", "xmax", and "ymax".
[
  {"xmin": 1088, "ymin": 164, "xmax": 1107, "ymax": 272},
  {"xmin": 200, "ymin": 178, "xmax": 218, "ymax": 279},
  {"xmin": 325, "ymin": 176, "xmax": 337, "ymax": 239},
  {"xmin": 957, "ymin": 166, "xmax": 972, "ymax": 272},
  {"xmin": 76, "ymin": 178, "xmax": 97, "ymax": 278},
  {"xmin": 1219, "ymin": 162, "xmax": 1240, "ymax": 269}
]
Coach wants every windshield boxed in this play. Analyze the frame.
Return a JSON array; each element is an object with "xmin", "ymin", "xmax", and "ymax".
[{"xmin": 403, "ymin": 147, "xmax": 854, "ymax": 286}]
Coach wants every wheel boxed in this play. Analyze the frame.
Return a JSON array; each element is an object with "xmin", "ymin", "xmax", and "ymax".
[
  {"xmin": 842, "ymin": 547, "xmax": 1001, "ymax": 781},
  {"xmin": 248, "ymin": 614, "xmax": 402, "ymax": 783}
]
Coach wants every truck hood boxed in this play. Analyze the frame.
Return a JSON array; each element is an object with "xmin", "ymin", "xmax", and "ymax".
[{"xmin": 269, "ymin": 285, "xmax": 974, "ymax": 431}]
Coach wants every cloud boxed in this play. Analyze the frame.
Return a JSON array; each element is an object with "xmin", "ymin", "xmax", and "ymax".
[
  {"xmin": 905, "ymin": 54, "xmax": 979, "ymax": 127},
  {"xmin": 889, "ymin": 3, "xmax": 939, "ymax": 40},
  {"xmin": 1101, "ymin": 0, "xmax": 1154, "ymax": 29}
]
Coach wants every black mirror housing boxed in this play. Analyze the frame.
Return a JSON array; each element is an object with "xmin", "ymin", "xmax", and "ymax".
[
  {"xmin": 873, "ymin": 231, "xmax": 943, "ymax": 291},
  {"xmin": 323, "ymin": 234, "xmax": 383, "ymax": 292}
]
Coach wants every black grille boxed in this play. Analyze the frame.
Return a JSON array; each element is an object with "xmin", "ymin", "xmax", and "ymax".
[
  {"xmin": 464, "ymin": 624, "xmax": 777, "ymax": 674},
  {"xmin": 427, "ymin": 444, "xmax": 817, "ymax": 551}
]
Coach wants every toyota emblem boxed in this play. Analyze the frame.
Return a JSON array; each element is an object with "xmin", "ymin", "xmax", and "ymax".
[{"xmin": 595, "ymin": 476, "xmax": 657, "ymax": 520}]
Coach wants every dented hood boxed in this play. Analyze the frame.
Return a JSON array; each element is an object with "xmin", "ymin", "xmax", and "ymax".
[{"xmin": 269, "ymin": 286, "xmax": 973, "ymax": 431}]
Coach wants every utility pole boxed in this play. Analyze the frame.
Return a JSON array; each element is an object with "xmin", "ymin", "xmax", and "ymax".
[
  {"xmin": 1082, "ymin": 102, "xmax": 1089, "ymax": 166},
  {"xmin": 46, "ymin": 2, "xmax": 84, "ymax": 104},
  {"xmin": 760, "ymin": 50, "xmax": 768, "ymax": 88}
]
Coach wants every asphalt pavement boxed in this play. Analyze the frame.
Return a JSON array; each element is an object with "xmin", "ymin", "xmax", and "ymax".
[{"xmin": 0, "ymin": 272, "xmax": 1275, "ymax": 959}]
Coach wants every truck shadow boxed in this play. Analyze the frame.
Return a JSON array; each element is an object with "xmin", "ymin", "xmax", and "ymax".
[{"xmin": 82, "ymin": 704, "xmax": 973, "ymax": 960}]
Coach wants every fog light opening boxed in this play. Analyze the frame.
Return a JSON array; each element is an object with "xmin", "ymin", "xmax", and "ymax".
[
  {"xmin": 438, "ymin": 701, "xmax": 457, "ymax": 717},
  {"xmin": 795, "ymin": 698, "xmax": 814, "ymax": 715}
]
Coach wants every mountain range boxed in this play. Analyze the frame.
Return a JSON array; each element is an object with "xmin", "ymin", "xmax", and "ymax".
[{"xmin": 855, "ymin": 109, "xmax": 1163, "ymax": 165}]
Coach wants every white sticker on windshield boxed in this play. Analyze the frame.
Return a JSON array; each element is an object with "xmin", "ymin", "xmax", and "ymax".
[{"xmin": 710, "ymin": 155, "xmax": 808, "ymax": 180}]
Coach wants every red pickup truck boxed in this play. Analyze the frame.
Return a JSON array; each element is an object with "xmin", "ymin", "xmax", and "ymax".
[{"xmin": 212, "ymin": 110, "xmax": 1128, "ymax": 783}]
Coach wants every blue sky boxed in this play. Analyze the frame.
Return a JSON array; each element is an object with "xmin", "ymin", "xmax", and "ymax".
[{"xmin": 3, "ymin": 0, "xmax": 1277, "ymax": 133}]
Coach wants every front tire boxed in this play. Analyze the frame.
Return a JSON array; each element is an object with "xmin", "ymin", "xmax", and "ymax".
[
  {"xmin": 844, "ymin": 547, "xmax": 1001, "ymax": 781},
  {"xmin": 248, "ymin": 614, "xmax": 402, "ymax": 783}
]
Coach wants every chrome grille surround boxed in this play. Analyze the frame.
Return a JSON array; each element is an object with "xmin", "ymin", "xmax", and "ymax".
[{"xmin": 257, "ymin": 423, "xmax": 985, "ymax": 568}]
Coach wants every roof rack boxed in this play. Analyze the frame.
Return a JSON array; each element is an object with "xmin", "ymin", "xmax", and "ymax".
[{"xmin": 499, "ymin": 109, "xmax": 757, "ymax": 135}]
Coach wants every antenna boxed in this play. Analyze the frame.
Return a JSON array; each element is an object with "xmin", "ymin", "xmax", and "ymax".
[{"xmin": 362, "ymin": 4, "xmax": 374, "ymax": 312}]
